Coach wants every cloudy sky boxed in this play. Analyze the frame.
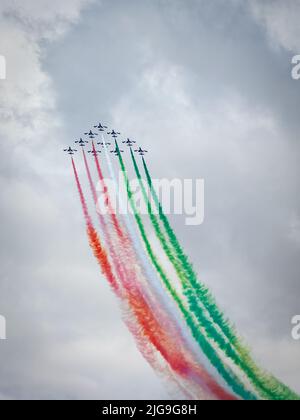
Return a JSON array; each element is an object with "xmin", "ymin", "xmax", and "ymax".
[{"xmin": 0, "ymin": 0, "xmax": 300, "ymax": 399}]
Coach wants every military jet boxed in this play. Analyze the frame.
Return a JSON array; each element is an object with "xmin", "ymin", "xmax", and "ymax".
[
  {"xmin": 84, "ymin": 130, "xmax": 99, "ymax": 139},
  {"xmin": 134, "ymin": 147, "xmax": 148, "ymax": 156},
  {"xmin": 75, "ymin": 138, "xmax": 88, "ymax": 147},
  {"xmin": 64, "ymin": 147, "xmax": 77, "ymax": 155},
  {"xmin": 94, "ymin": 123, "xmax": 108, "ymax": 132},
  {"xmin": 107, "ymin": 129, "xmax": 120, "ymax": 139},
  {"xmin": 87, "ymin": 149, "xmax": 102, "ymax": 156},
  {"xmin": 122, "ymin": 138, "xmax": 136, "ymax": 147},
  {"xmin": 110, "ymin": 147, "xmax": 124, "ymax": 156}
]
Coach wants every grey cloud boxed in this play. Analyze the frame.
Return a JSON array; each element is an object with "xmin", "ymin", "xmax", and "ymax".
[
  {"xmin": 0, "ymin": 0, "xmax": 299, "ymax": 399},
  {"xmin": 249, "ymin": 0, "xmax": 300, "ymax": 53}
]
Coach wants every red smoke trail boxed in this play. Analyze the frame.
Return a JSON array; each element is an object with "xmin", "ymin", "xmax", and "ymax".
[
  {"xmin": 92, "ymin": 142, "xmax": 124, "ymax": 239},
  {"xmin": 82, "ymin": 150, "xmax": 99, "ymax": 211},
  {"xmin": 72, "ymin": 157, "xmax": 119, "ymax": 293},
  {"xmin": 90, "ymin": 145, "xmax": 152, "ymax": 297},
  {"xmin": 87, "ymin": 226, "xmax": 121, "ymax": 294},
  {"xmin": 76, "ymin": 155, "xmax": 189, "ymax": 390},
  {"xmin": 88, "ymin": 222, "xmax": 234, "ymax": 399},
  {"xmin": 83, "ymin": 148, "xmax": 111, "ymax": 238},
  {"xmin": 72, "ymin": 157, "xmax": 194, "ymax": 394},
  {"xmin": 91, "ymin": 144, "xmax": 148, "ymax": 276},
  {"xmin": 75, "ymin": 156, "xmax": 234, "ymax": 400},
  {"xmin": 72, "ymin": 157, "xmax": 92, "ymax": 226},
  {"xmin": 74, "ymin": 155, "xmax": 176, "ymax": 400},
  {"xmin": 82, "ymin": 150, "xmax": 125, "ymax": 295},
  {"xmin": 126, "ymin": 287, "xmax": 236, "ymax": 400},
  {"xmin": 87, "ymin": 225, "xmax": 205, "ymax": 397}
]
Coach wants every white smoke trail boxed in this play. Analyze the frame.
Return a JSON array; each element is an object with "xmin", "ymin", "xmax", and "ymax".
[{"xmin": 102, "ymin": 135, "xmax": 221, "ymax": 382}]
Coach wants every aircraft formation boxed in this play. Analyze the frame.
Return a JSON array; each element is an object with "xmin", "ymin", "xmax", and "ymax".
[{"xmin": 64, "ymin": 122, "xmax": 148, "ymax": 158}]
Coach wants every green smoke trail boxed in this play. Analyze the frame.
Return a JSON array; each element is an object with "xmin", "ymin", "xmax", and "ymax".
[
  {"xmin": 115, "ymin": 141, "xmax": 257, "ymax": 400},
  {"xmin": 130, "ymin": 149, "xmax": 272, "ymax": 398},
  {"xmin": 140, "ymin": 155, "xmax": 300, "ymax": 401}
]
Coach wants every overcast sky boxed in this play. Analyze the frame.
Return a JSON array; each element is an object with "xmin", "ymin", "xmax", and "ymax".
[{"xmin": 0, "ymin": 0, "xmax": 300, "ymax": 399}]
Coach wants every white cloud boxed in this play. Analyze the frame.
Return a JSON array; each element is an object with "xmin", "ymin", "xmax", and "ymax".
[
  {"xmin": 0, "ymin": 0, "xmax": 95, "ymax": 148},
  {"xmin": 0, "ymin": 20, "xmax": 56, "ymax": 146},
  {"xmin": 0, "ymin": 0, "xmax": 299, "ymax": 399},
  {"xmin": 0, "ymin": 0, "xmax": 95, "ymax": 40}
]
